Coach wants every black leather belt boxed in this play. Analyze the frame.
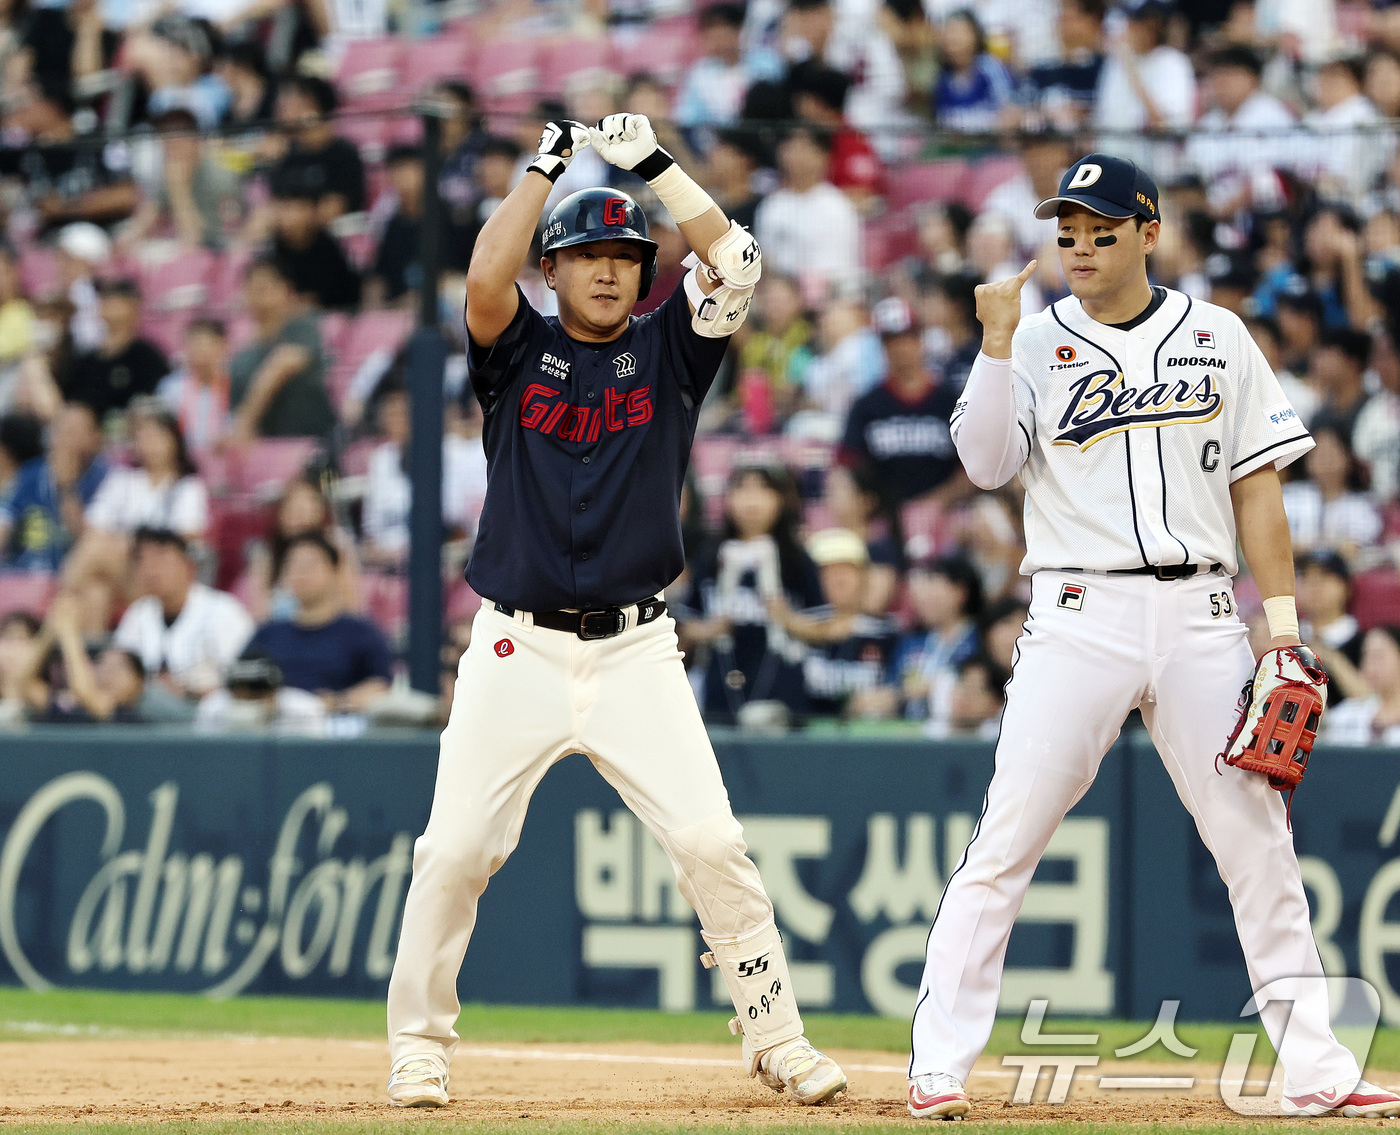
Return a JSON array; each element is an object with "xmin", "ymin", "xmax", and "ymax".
[
  {"xmin": 493, "ymin": 597, "xmax": 666, "ymax": 640},
  {"xmin": 1109, "ymin": 562, "xmax": 1223, "ymax": 581}
]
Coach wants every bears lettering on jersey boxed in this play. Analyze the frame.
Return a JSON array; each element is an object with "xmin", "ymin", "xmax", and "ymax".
[{"xmin": 1053, "ymin": 368, "xmax": 1223, "ymax": 449}]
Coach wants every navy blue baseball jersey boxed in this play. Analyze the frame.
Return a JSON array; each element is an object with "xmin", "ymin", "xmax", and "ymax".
[
  {"xmin": 466, "ymin": 281, "xmax": 728, "ymax": 611},
  {"xmin": 839, "ymin": 380, "xmax": 960, "ymax": 504}
]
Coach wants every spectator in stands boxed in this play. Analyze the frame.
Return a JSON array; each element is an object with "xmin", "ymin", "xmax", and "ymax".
[
  {"xmin": 217, "ymin": 41, "xmax": 276, "ymax": 132},
  {"xmin": 268, "ymin": 74, "xmax": 366, "ymax": 224},
  {"xmin": 243, "ymin": 476, "xmax": 360, "ymax": 623},
  {"xmin": 789, "ymin": 61, "xmax": 883, "ymax": 206},
  {"xmin": 228, "ymin": 257, "xmax": 334, "ymax": 442},
  {"xmin": 1365, "ymin": 48, "xmax": 1400, "ymax": 120},
  {"xmin": 754, "ymin": 125, "xmax": 861, "ymax": 298},
  {"xmin": 764, "ymin": 527, "xmax": 896, "ymax": 718},
  {"xmin": 361, "ymin": 379, "xmax": 487, "ymax": 568},
  {"xmin": 931, "ymin": 9, "xmax": 1016, "ymax": 133},
  {"xmin": 18, "ymin": 0, "xmax": 118, "ymax": 98},
  {"xmin": 983, "ymin": 132, "xmax": 1070, "ymax": 260},
  {"xmin": 884, "ymin": 553, "xmax": 982, "ymax": 721},
  {"xmin": 156, "ymin": 318, "xmax": 229, "ymax": 456},
  {"xmin": 437, "ymin": 81, "xmax": 489, "ymax": 226},
  {"xmin": 0, "ymin": 400, "xmax": 106, "ymax": 570},
  {"xmin": 131, "ymin": 15, "xmax": 231, "ymax": 130},
  {"xmin": 680, "ymin": 464, "xmax": 825, "ymax": 725},
  {"xmin": 1092, "ymin": 0, "xmax": 1195, "ymax": 169},
  {"xmin": 37, "ymin": 593, "xmax": 147, "ymax": 723},
  {"xmin": 195, "ymin": 652, "xmax": 327, "ymax": 734},
  {"xmin": 0, "ymin": 242, "xmax": 32, "ymax": 405},
  {"xmin": 980, "ymin": 596, "xmax": 1029, "ymax": 672},
  {"xmin": 1309, "ymin": 327, "xmax": 1373, "ymax": 446},
  {"xmin": 823, "ymin": 463, "xmax": 900, "ymax": 613},
  {"xmin": 456, "ymin": 136, "xmax": 521, "ymax": 266},
  {"xmin": 704, "ymin": 127, "xmax": 765, "ymax": 233},
  {"xmin": 781, "ymin": 0, "xmax": 907, "ymax": 154},
  {"xmin": 121, "ymin": 108, "xmax": 240, "ymax": 251},
  {"xmin": 1023, "ymin": 0, "xmax": 1105, "ymax": 130},
  {"xmin": 0, "ymin": 412, "xmax": 40, "ymax": 497},
  {"xmin": 839, "ymin": 296, "xmax": 966, "ymax": 509},
  {"xmin": 1281, "ymin": 426, "xmax": 1383, "ymax": 564},
  {"xmin": 925, "ymin": 652, "xmax": 1007, "ymax": 739},
  {"xmin": 878, "ymin": 0, "xmax": 936, "ymax": 106},
  {"xmin": 1299, "ymin": 205, "xmax": 1380, "ymax": 331},
  {"xmin": 268, "ymin": 175, "xmax": 361, "ymax": 311},
  {"xmin": 61, "ymin": 280, "xmax": 169, "ymax": 423},
  {"xmin": 903, "ymin": 203, "xmax": 973, "ymax": 285},
  {"xmin": 1305, "ymin": 54, "xmax": 1387, "ymax": 202},
  {"xmin": 923, "ymin": 271, "xmax": 981, "ymax": 390},
  {"xmin": 112, "ymin": 526, "xmax": 253, "ymax": 710},
  {"xmin": 1276, "ymin": 284, "xmax": 1326, "ymax": 376},
  {"xmin": 244, "ymin": 532, "xmax": 392, "ymax": 714},
  {"xmin": 968, "ymin": 212, "xmax": 1044, "ymax": 314},
  {"xmin": 732, "ymin": 274, "xmax": 814, "ymax": 434},
  {"xmin": 1354, "ymin": 336, "xmax": 1400, "ymax": 504},
  {"xmin": 0, "ymin": 74, "xmax": 138, "ymax": 235},
  {"xmin": 1325, "ymin": 625, "xmax": 1400, "ymax": 745},
  {"xmin": 1188, "ymin": 46, "xmax": 1296, "ymax": 212},
  {"xmin": 674, "ymin": 1, "xmax": 781, "ymax": 133},
  {"xmin": 0, "ymin": 611, "xmax": 44, "ymax": 721},
  {"xmin": 1245, "ymin": 312, "xmax": 1315, "ymax": 423},
  {"xmin": 796, "ymin": 299, "xmax": 884, "ymax": 432},
  {"xmin": 366, "ymin": 146, "xmax": 434, "ymax": 308},
  {"xmin": 1296, "ymin": 548, "xmax": 1367, "ymax": 702},
  {"xmin": 54, "ymin": 222, "xmax": 108, "ymax": 354}
]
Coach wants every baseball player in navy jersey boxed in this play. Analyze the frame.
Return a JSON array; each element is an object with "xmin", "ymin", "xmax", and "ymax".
[
  {"xmin": 906, "ymin": 153, "xmax": 1400, "ymax": 1121},
  {"xmin": 384, "ymin": 114, "xmax": 847, "ymax": 1109}
]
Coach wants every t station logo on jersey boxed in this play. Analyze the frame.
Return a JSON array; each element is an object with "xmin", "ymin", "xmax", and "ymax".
[{"xmin": 1052, "ymin": 367, "xmax": 1223, "ymax": 450}]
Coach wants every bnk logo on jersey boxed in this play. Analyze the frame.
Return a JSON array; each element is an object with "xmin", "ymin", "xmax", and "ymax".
[
  {"xmin": 1053, "ymin": 366, "xmax": 1222, "ymax": 449},
  {"xmin": 737, "ymin": 954, "xmax": 769, "ymax": 977}
]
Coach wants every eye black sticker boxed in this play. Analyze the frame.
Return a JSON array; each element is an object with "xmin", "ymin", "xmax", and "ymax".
[
  {"xmin": 1093, "ymin": 235, "xmax": 1117, "ymax": 246},
  {"xmin": 1057, "ymin": 236, "xmax": 1074, "ymax": 248}
]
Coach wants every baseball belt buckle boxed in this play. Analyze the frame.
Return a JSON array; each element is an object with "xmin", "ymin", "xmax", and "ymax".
[{"xmin": 577, "ymin": 608, "xmax": 626, "ymax": 640}]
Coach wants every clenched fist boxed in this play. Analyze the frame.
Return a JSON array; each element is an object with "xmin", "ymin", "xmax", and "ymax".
[
  {"xmin": 975, "ymin": 260, "xmax": 1036, "ymax": 359},
  {"xmin": 590, "ymin": 113, "xmax": 667, "ymax": 174},
  {"xmin": 526, "ymin": 120, "xmax": 591, "ymax": 184}
]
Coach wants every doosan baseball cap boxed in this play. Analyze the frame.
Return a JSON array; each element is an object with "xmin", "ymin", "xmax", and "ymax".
[{"xmin": 1034, "ymin": 153, "xmax": 1160, "ymax": 223}]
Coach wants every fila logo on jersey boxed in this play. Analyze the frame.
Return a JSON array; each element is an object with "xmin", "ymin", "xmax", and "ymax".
[
  {"xmin": 614, "ymin": 352, "xmax": 637, "ymax": 379},
  {"xmin": 539, "ymin": 352, "xmax": 571, "ymax": 382},
  {"xmin": 494, "ymin": 639, "xmax": 514, "ymax": 657},
  {"xmin": 1053, "ymin": 369, "xmax": 1223, "ymax": 449},
  {"xmin": 1058, "ymin": 582, "xmax": 1086, "ymax": 611},
  {"xmin": 1194, "ymin": 330, "xmax": 1216, "ymax": 350},
  {"xmin": 519, "ymin": 382, "xmax": 653, "ymax": 440}
]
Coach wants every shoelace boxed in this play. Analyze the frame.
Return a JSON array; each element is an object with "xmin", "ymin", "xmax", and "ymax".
[
  {"xmin": 776, "ymin": 1045, "xmax": 822, "ymax": 1079},
  {"xmin": 914, "ymin": 1073, "xmax": 963, "ymax": 1096},
  {"xmin": 393, "ymin": 1060, "xmax": 442, "ymax": 1084}
]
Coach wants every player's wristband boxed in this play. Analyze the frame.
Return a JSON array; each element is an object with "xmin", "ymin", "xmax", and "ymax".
[
  {"xmin": 643, "ymin": 157, "xmax": 717, "ymax": 224},
  {"xmin": 1263, "ymin": 595, "xmax": 1300, "ymax": 640}
]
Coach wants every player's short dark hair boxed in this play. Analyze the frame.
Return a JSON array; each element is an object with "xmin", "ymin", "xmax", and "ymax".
[
  {"xmin": 699, "ymin": 2, "xmax": 746, "ymax": 29},
  {"xmin": 187, "ymin": 316, "xmax": 226, "ymax": 339},
  {"xmin": 132, "ymin": 526, "xmax": 190, "ymax": 558},
  {"xmin": 1211, "ymin": 45, "xmax": 1264, "ymax": 77},
  {"xmin": 912, "ymin": 554, "xmax": 985, "ymax": 620},
  {"xmin": 479, "ymin": 135, "xmax": 522, "ymax": 162},
  {"xmin": 281, "ymin": 74, "xmax": 338, "ymax": 116},
  {"xmin": 284, "ymin": 529, "xmax": 340, "ymax": 568},
  {"xmin": 1320, "ymin": 326, "xmax": 1372, "ymax": 369}
]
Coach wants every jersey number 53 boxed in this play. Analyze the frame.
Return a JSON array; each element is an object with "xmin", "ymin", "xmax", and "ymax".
[{"xmin": 1209, "ymin": 591, "xmax": 1234, "ymax": 619}]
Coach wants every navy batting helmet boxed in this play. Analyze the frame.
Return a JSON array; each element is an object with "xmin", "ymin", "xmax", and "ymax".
[{"xmin": 541, "ymin": 188, "xmax": 660, "ymax": 300}]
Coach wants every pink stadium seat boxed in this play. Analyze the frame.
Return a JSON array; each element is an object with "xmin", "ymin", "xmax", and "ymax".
[
  {"xmin": 609, "ymin": 21, "xmax": 694, "ymax": 87},
  {"xmin": 885, "ymin": 159, "xmax": 971, "ymax": 212},
  {"xmin": 363, "ymin": 571, "xmax": 408, "ymax": 641},
  {"xmin": 0, "ymin": 573, "xmax": 58, "ymax": 619},
  {"xmin": 1353, "ymin": 568, "xmax": 1400, "ymax": 631},
  {"xmin": 207, "ymin": 497, "xmax": 272, "ymax": 591},
  {"xmin": 19, "ymin": 247, "xmax": 59, "ymax": 299},
  {"xmin": 402, "ymin": 36, "xmax": 474, "ymax": 93},
  {"xmin": 142, "ymin": 311, "xmax": 195, "ymax": 356},
  {"xmin": 138, "ymin": 248, "xmax": 215, "ymax": 311},
  {"xmin": 336, "ymin": 38, "xmax": 405, "ymax": 111},
  {"xmin": 209, "ymin": 247, "xmax": 252, "ymax": 310},
  {"xmin": 863, "ymin": 212, "xmax": 917, "ymax": 272},
  {"xmin": 337, "ymin": 309, "xmax": 415, "ymax": 378},
  {"xmin": 471, "ymin": 38, "xmax": 542, "ymax": 114},
  {"xmin": 538, "ymin": 36, "xmax": 616, "ymax": 97},
  {"xmin": 337, "ymin": 115, "xmax": 390, "ymax": 164},
  {"xmin": 339, "ymin": 436, "xmax": 379, "ymax": 477},
  {"xmin": 961, "ymin": 155, "xmax": 1024, "ymax": 209},
  {"xmin": 446, "ymin": 579, "xmax": 481, "ymax": 624},
  {"xmin": 319, "ymin": 311, "xmax": 352, "ymax": 356},
  {"xmin": 227, "ymin": 438, "xmax": 322, "ymax": 497}
]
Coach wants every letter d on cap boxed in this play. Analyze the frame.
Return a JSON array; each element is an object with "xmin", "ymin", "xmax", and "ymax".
[{"xmin": 1067, "ymin": 163, "xmax": 1103, "ymax": 189}]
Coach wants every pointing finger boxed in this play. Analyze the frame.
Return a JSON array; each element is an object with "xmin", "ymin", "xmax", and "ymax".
[{"xmin": 1016, "ymin": 260, "xmax": 1038, "ymax": 285}]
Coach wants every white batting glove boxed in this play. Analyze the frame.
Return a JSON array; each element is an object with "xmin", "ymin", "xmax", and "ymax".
[
  {"xmin": 590, "ymin": 113, "xmax": 672, "ymax": 177},
  {"xmin": 526, "ymin": 119, "xmax": 591, "ymax": 184}
]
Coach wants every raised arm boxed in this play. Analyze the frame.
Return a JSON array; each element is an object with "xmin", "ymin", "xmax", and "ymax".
[
  {"xmin": 953, "ymin": 262, "xmax": 1036, "ymax": 489},
  {"xmin": 466, "ymin": 120, "xmax": 592, "ymax": 348}
]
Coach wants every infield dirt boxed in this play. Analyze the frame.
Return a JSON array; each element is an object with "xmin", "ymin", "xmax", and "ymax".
[{"xmin": 0, "ymin": 1036, "xmax": 1394, "ymax": 1127}]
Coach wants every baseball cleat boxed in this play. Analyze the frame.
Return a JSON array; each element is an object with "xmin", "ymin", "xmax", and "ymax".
[
  {"xmin": 908, "ymin": 1072, "xmax": 971, "ymax": 1119},
  {"xmin": 752, "ymin": 1037, "xmax": 848, "ymax": 1104},
  {"xmin": 387, "ymin": 1057, "xmax": 449, "ymax": 1107},
  {"xmin": 1281, "ymin": 1079, "xmax": 1400, "ymax": 1117}
]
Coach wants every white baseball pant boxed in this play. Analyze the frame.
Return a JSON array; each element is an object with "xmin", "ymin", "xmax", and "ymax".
[
  {"xmin": 910, "ymin": 569, "xmax": 1359, "ymax": 1097},
  {"xmin": 388, "ymin": 600, "xmax": 800, "ymax": 1069}
]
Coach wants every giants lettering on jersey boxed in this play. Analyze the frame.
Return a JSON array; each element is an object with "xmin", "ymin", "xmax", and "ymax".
[
  {"xmin": 519, "ymin": 382, "xmax": 653, "ymax": 440},
  {"xmin": 1053, "ymin": 368, "xmax": 1223, "ymax": 449}
]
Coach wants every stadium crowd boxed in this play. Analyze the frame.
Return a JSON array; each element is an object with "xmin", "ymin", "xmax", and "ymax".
[{"xmin": 1, "ymin": 0, "xmax": 1400, "ymax": 738}]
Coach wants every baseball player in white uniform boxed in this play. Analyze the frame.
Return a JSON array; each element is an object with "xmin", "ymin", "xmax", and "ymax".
[{"xmin": 906, "ymin": 154, "xmax": 1400, "ymax": 1120}]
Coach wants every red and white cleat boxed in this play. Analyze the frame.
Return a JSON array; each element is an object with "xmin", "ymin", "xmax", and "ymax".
[
  {"xmin": 908, "ymin": 1072, "xmax": 971, "ymax": 1120},
  {"xmin": 1282, "ymin": 1079, "xmax": 1400, "ymax": 1118}
]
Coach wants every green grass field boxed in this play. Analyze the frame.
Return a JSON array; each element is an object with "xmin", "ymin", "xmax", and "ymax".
[{"xmin": 1, "ymin": 987, "xmax": 1393, "ymax": 1134}]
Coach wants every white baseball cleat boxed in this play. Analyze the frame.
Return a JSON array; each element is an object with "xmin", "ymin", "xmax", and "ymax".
[
  {"xmin": 1281, "ymin": 1079, "xmax": 1400, "ymax": 1117},
  {"xmin": 748, "ymin": 1036, "xmax": 848, "ymax": 1104},
  {"xmin": 908, "ymin": 1072, "xmax": 971, "ymax": 1120},
  {"xmin": 387, "ymin": 1057, "xmax": 449, "ymax": 1107}
]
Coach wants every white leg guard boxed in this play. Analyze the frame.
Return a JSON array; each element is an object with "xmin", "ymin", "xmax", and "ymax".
[{"xmin": 701, "ymin": 918, "xmax": 804, "ymax": 1076}]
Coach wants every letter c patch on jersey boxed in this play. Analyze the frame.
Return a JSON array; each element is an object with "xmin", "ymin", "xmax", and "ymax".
[
  {"xmin": 1058, "ymin": 582, "xmax": 1086, "ymax": 611},
  {"xmin": 494, "ymin": 638, "xmax": 515, "ymax": 657}
]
